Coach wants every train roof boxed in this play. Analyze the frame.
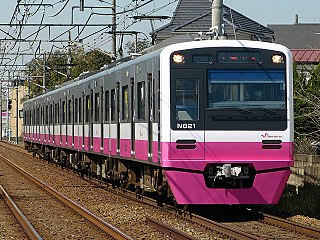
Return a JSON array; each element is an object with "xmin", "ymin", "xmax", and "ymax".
[
  {"xmin": 24, "ymin": 40, "xmax": 291, "ymax": 105},
  {"xmin": 24, "ymin": 48, "xmax": 163, "ymax": 104}
]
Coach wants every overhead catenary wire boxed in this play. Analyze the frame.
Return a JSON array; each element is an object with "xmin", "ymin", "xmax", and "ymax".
[{"xmin": 0, "ymin": 0, "xmax": 178, "ymax": 77}]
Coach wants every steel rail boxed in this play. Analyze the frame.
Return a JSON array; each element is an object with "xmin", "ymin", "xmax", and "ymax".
[
  {"xmin": 261, "ymin": 213, "xmax": 320, "ymax": 238},
  {"xmin": 1, "ymin": 142, "xmax": 265, "ymax": 240},
  {"xmin": 146, "ymin": 217, "xmax": 198, "ymax": 240},
  {"xmin": 0, "ymin": 153, "xmax": 133, "ymax": 240},
  {"xmin": 187, "ymin": 214, "xmax": 265, "ymax": 240},
  {"xmin": 0, "ymin": 185, "xmax": 43, "ymax": 240}
]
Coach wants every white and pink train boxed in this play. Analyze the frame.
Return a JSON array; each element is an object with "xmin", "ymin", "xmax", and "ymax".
[{"xmin": 23, "ymin": 40, "xmax": 294, "ymax": 205}]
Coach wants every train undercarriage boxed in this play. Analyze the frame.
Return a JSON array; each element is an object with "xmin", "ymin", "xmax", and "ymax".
[{"xmin": 24, "ymin": 141, "xmax": 173, "ymax": 203}]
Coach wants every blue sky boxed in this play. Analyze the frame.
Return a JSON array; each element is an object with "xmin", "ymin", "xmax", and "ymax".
[
  {"xmin": 2, "ymin": 0, "xmax": 320, "ymax": 26},
  {"xmin": 224, "ymin": 0, "xmax": 320, "ymax": 25},
  {"xmin": 1, "ymin": 0, "xmax": 320, "ymax": 57}
]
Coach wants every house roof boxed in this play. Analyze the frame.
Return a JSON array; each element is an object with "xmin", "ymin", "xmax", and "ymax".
[
  {"xmin": 155, "ymin": 0, "xmax": 274, "ymax": 41},
  {"xmin": 269, "ymin": 24, "xmax": 320, "ymax": 49},
  {"xmin": 291, "ymin": 49, "xmax": 320, "ymax": 63}
]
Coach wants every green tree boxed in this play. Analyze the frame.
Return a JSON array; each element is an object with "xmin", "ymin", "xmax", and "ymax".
[
  {"xmin": 293, "ymin": 63, "xmax": 320, "ymax": 153},
  {"xmin": 125, "ymin": 38, "xmax": 151, "ymax": 55},
  {"xmin": 26, "ymin": 47, "xmax": 112, "ymax": 97}
]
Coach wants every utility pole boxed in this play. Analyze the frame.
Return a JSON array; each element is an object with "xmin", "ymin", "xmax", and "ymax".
[
  {"xmin": 211, "ymin": 0, "xmax": 226, "ymax": 39},
  {"xmin": 80, "ymin": 0, "xmax": 84, "ymax": 11},
  {"xmin": 7, "ymin": 75, "xmax": 10, "ymax": 142},
  {"xmin": 15, "ymin": 78, "xmax": 19, "ymax": 144},
  {"xmin": 0, "ymin": 80, "xmax": 2, "ymax": 141},
  {"xmin": 28, "ymin": 66, "xmax": 31, "ymax": 98},
  {"xmin": 67, "ymin": 30, "xmax": 72, "ymax": 79},
  {"xmin": 112, "ymin": 0, "xmax": 117, "ymax": 58},
  {"xmin": 43, "ymin": 52, "xmax": 46, "ymax": 93}
]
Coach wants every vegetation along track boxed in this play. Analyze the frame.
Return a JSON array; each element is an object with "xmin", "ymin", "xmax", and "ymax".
[
  {"xmin": 0, "ymin": 149, "xmax": 132, "ymax": 240},
  {"xmin": 2, "ymin": 141, "xmax": 320, "ymax": 239}
]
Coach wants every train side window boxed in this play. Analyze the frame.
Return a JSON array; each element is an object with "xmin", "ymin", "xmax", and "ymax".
[
  {"xmin": 37, "ymin": 107, "xmax": 40, "ymax": 125},
  {"xmin": 111, "ymin": 89, "xmax": 116, "ymax": 122},
  {"xmin": 79, "ymin": 98, "xmax": 82, "ymax": 123},
  {"xmin": 175, "ymin": 78, "xmax": 199, "ymax": 121},
  {"xmin": 74, "ymin": 98, "xmax": 78, "ymax": 124},
  {"xmin": 105, "ymin": 91, "xmax": 109, "ymax": 122},
  {"xmin": 95, "ymin": 92, "xmax": 100, "ymax": 122},
  {"xmin": 41, "ymin": 107, "xmax": 43, "ymax": 125},
  {"xmin": 49, "ymin": 105, "xmax": 52, "ymax": 125},
  {"xmin": 137, "ymin": 82, "xmax": 145, "ymax": 121},
  {"xmin": 62, "ymin": 101, "xmax": 66, "ymax": 124},
  {"xmin": 54, "ymin": 104, "xmax": 57, "ymax": 124},
  {"xmin": 45, "ymin": 105, "xmax": 49, "ymax": 125},
  {"xmin": 33, "ymin": 109, "xmax": 36, "ymax": 125},
  {"xmin": 68, "ymin": 99, "xmax": 72, "ymax": 124},
  {"xmin": 39, "ymin": 107, "xmax": 41, "ymax": 125},
  {"xmin": 85, "ymin": 95, "xmax": 90, "ymax": 123},
  {"xmin": 122, "ymin": 85, "xmax": 129, "ymax": 121}
]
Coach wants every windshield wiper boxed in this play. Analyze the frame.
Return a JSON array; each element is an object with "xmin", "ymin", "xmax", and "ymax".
[
  {"xmin": 221, "ymin": 106, "xmax": 254, "ymax": 115},
  {"xmin": 255, "ymin": 107, "xmax": 279, "ymax": 115}
]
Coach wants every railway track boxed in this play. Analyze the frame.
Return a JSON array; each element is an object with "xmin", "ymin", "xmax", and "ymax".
[
  {"xmin": 3, "ymin": 141, "xmax": 320, "ymax": 240},
  {"xmin": 0, "ymin": 185, "xmax": 42, "ymax": 240},
  {"xmin": 0, "ymin": 185, "xmax": 29, "ymax": 240},
  {"xmin": 0, "ymin": 149, "xmax": 133, "ymax": 240},
  {"xmin": 261, "ymin": 213, "xmax": 320, "ymax": 238}
]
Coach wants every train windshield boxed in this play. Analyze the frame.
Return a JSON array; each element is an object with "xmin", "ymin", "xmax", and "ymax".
[{"xmin": 207, "ymin": 70, "xmax": 286, "ymax": 109}]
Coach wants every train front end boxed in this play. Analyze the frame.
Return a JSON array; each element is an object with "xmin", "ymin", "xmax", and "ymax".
[{"xmin": 160, "ymin": 40, "xmax": 293, "ymax": 204}]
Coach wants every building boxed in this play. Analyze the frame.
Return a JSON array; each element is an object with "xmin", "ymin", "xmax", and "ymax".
[
  {"xmin": 151, "ymin": 0, "xmax": 274, "ymax": 49},
  {"xmin": 7, "ymin": 83, "xmax": 28, "ymax": 143},
  {"xmin": 269, "ymin": 18, "xmax": 320, "ymax": 77}
]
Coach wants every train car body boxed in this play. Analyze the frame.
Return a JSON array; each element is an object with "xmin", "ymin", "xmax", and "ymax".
[{"xmin": 23, "ymin": 40, "xmax": 294, "ymax": 205}]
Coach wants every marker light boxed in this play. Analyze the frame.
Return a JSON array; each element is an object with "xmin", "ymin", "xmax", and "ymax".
[
  {"xmin": 172, "ymin": 54, "xmax": 185, "ymax": 64},
  {"xmin": 272, "ymin": 55, "xmax": 284, "ymax": 64}
]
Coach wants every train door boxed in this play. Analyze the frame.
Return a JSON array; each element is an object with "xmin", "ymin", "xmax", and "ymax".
[
  {"xmin": 147, "ymin": 73, "xmax": 153, "ymax": 161},
  {"xmin": 50, "ymin": 100, "xmax": 54, "ymax": 144},
  {"xmin": 116, "ymin": 82, "xmax": 120, "ymax": 155},
  {"xmin": 90, "ymin": 90, "xmax": 94, "ymax": 151},
  {"xmin": 70, "ymin": 95, "xmax": 74, "ymax": 149},
  {"xmin": 73, "ymin": 97, "xmax": 79, "ymax": 149},
  {"xmin": 45, "ymin": 104, "xmax": 48, "ymax": 144},
  {"xmin": 100, "ymin": 87, "xmax": 104, "ymax": 153},
  {"xmin": 81, "ymin": 92, "xmax": 85, "ymax": 151},
  {"xmin": 130, "ymin": 78, "xmax": 135, "ymax": 156},
  {"xmin": 93, "ymin": 88, "xmax": 101, "ymax": 153},
  {"xmin": 170, "ymin": 69, "xmax": 205, "ymax": 160},
  {"xmin": 84, "ymin": 90, "xmax": 93, "ymax": 151}
]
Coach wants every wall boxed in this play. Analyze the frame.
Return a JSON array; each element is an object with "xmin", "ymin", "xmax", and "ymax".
[{"xmin": 269, "ymin": 154, "xmax": 320, "ymax": 218}]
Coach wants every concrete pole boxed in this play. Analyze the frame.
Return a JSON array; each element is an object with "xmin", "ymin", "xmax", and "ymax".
[
  {"xmin": 43, "ymin": 52, "xmax": 46, "ymax": 93},
  {"xmin": 0, "ymin": 81, "xmax": 2, "ymax": 141},
  {"xmin": 15, "ymin": 79, "xmax": 18, "ymax": 144},
  {"xmin": 112, "ymin": 0, "xmax": 117, "ymax": 58},
  {"xmin": 67, "ymin": 31, "xmax": 72, "ymax": 79},
  {"xmin": 28, "ymin": 67, "xmax": 31, "ymax": 98},
  {"xmin": 7, "ymin": 72, "xmax": 10, "ymax": 141},
  {"xmin": 211, "ymin": 0, "xmax": 226, "ymax": 39}
]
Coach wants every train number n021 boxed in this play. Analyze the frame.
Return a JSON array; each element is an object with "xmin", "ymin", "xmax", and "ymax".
[{"xmin": 177, "ymin": 123, "xmax": 196, "ymax": 129}]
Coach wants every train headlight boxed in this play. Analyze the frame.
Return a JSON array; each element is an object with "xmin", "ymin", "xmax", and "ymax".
[
  {"xmin": 272, "ymin": 54, "xmax": 284, "ymax": 64},
  {"xmin": 172, "ymin": 54, "xmax": 185, "ymax": 64}
]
